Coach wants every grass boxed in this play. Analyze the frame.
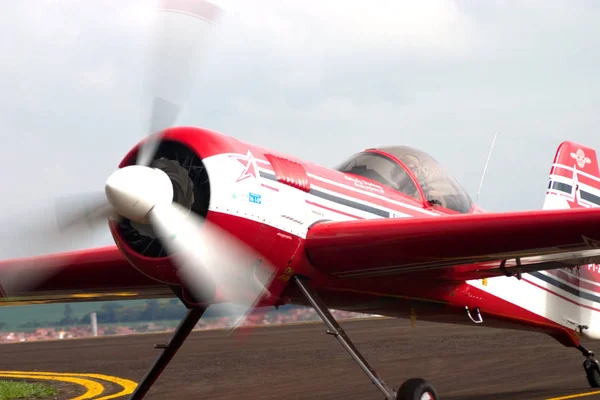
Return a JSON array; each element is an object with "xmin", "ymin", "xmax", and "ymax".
[{"xmin": 0, "ymin": 380, "xmax": 57, "ymax": 400}]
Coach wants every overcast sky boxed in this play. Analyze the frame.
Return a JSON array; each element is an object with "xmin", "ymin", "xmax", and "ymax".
[{"xmin": 1, "ymin": 0, "xmax": 599, "ymax": 257}]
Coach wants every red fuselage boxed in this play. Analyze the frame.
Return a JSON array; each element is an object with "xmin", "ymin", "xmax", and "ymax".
[
  {"xmin": 108, "ymin": 127, "xmax": 582, "ymax": 348},
  {"xmin": 0, "ymin": 126, "xmax": 588, "ymax": 349}
]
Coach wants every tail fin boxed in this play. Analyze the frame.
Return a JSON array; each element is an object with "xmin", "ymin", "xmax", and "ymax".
[
  {"xmin": 544, "ymin": 141, "xmax": 600, "ymax": 210},
  {"xmin": 541, "ymin": 141, "xmax": 600, "ymax": 341}
]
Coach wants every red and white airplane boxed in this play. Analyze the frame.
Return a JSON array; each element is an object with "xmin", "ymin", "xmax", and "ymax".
[{"xmin": 3, "ymin": 2, "xmax": 600, "ymax": 400}]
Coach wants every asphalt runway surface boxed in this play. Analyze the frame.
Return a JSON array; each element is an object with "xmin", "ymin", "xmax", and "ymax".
[{"xmin": 2, "ymin": 317, "xmax": 600, "ymax": 400}]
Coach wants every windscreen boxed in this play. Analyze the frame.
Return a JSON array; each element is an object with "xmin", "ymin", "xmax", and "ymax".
[{"xmin": 378, "ymin": 146, "xmax": 473, "ymax": 213}]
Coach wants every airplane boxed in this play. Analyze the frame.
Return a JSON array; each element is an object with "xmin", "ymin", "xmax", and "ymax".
[{"xmin": 3, "ymin": 1, "xmax": 600, "ymax": 400}]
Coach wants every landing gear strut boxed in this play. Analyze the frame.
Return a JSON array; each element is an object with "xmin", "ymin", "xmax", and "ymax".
[
  {"xmin": 126, "ymin": 279, "xmax": 438, "ymax": 400},
  {"xmin": 294, "ymin": 276, "xmax": 439, "ymax": 400},
  {"xmin": 579, "ymin": 345, "xmax": 600, "ymax": 388},
  {"xmin": 128, "ymin": 306, "xmax": 206, "ymax": 399}
]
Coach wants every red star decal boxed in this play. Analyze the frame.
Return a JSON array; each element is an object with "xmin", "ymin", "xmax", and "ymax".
[
  {"xmin": 229, "ymin": 150, "xmax": 259, "ymax": 182},
  {"xmin": 566, "ymin": 198, "xmax": 584, "ymax": 209}
]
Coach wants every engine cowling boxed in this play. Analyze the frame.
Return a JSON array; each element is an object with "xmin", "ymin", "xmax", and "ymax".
[{"xmin": 109, "ymin": 127, "xmax": 218, "ymax": 286}]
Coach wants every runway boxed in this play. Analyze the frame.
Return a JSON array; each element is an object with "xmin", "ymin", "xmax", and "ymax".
[{"xmin": 2, "ymin": 317, "xmax": 600, "ymax": 400}]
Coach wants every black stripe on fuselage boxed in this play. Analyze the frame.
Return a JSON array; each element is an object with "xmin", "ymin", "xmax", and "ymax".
[
  {"xmin": 259, "ymin": 171, "xmax": 390, "ymax": 218},
  {"xmin": 530, "ymin": 271, "xmax": 600, "ymax": 303},
  {"xmin": 549, "ymin": 180, "xmax": 600, "ymax": 206},
  {"xmin": 549, "ymin": 180, "xmax": 572, "ymax": 194},
  {"xmin": 581, "ymin": 190, "xmax": 600, "ymax": 206}
]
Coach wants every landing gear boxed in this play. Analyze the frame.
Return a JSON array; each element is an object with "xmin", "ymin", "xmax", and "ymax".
[
  {"xmin": 579, "ymin": 345, "xmax": 600, "ymax": 388},
  {"xmin": 293, "ymin": 276, "xmax": 439, "ymax": 400},
  {"xmin": 126, "ymin": 279, "xmax": 438, "ymax": 400},
  {"xmin": 397, "ymin": 379, "xmax": 438, "ymax": 400},
  {"xmin": 128, "ymin": 306, "xmax": 206, "ymax": 399}
]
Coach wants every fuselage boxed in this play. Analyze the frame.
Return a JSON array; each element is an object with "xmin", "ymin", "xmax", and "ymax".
[
  {"xmin": 3, "ymin": 126, "xmax": 598, "ymax": 349},
  {"xmin": 112, "ymin": 127, "xmax": 597, "ymax": 348}
]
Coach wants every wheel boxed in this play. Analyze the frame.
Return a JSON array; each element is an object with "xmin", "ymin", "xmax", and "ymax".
[
  {"xmin": 584, "ymin": 359, "xmax": 600, "ymax": 388},
  {"xmin": 396, "ymin": 378, "xmax": 439, "ymax": 400}
]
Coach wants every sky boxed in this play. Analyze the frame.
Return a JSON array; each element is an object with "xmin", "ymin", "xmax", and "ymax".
[{"xmin": 1, "ymin": 0, "xmax": 600, "ymax": 257}]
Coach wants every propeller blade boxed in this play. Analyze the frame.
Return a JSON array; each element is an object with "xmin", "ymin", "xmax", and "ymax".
[
  {"xmin": 136, "ymin": 0, "xmax": 223, "ymax": 166},
  {"xmin": 2, "ymin": 2, "xmax": 229, "ymax": 305},
  {"xmin": 54, "ymin": 191, "xmax": 116, "ymax": 233},
  {"xmin": 0, "ymin": 195, "xmax": 115, "ymax": 295},
  {"xmin": 148, "ymin": 202, "xmax": 275, "ymax": 329}
]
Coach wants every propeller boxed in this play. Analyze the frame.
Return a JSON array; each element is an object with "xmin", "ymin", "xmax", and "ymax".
[
  {"xmin": 104, "ymin": 165, "xmax": 276, "ymax": 332},
  {"xmin": 1, "ymin": 0, "xmax": 276, "ymax": 332},
  {"xmin": 136, "ymin": 0, "xmax": 223, "ymax": 167}
]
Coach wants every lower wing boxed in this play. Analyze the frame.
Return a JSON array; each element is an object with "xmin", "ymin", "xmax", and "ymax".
[
  {"xmin": 0, "ymin": 246, "xmax": 173, "ymax": 305},
  {"xmin": 4, "ymin": 207, "xmax": 600, "ymax": 304}
]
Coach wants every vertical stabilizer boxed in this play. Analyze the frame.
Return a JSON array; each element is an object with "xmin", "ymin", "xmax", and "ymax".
[
  {"xmin": 541, "ymin": 141, "xmax": 600, "ymax": 341},
  {"xmin": 544, "ymin": 141, "xmax": 600, "ymax": 210}
]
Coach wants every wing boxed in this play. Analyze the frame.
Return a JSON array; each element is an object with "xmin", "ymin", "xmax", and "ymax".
[
  {"xmin": 304, "ymin": 208, "xmax": 600, "ymax": 280},
  {"xmin": 0, "ymin": 246, "xmax": 173, "ymax": 305}
]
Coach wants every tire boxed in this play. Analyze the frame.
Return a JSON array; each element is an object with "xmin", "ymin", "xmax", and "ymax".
[
  {"xmin": 584, "ymin": 360, "xmax": 600, "ymax": 388},
  {"xmin": 396, "ymin": 378, "xmax": 439, "ymax": 400}
]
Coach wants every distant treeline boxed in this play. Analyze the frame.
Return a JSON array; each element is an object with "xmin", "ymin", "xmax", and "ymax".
[{"xmin": 13, "ymin": 300, "xmax": 304, "ymax": 329}]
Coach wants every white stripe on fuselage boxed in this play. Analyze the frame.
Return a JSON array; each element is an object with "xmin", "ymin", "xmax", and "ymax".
[
  {"xmin": 253, "ymin": 158, "xmax": 441, "ymax": 217},
  {"xmin": 553, "ymin": 163, "xmax": 600, "ymax": 182}
]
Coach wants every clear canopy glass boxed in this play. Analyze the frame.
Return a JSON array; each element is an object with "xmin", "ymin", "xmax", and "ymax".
[{"xmin": 335, "ymin": 146, "xmax": 473, "ymax": 214}]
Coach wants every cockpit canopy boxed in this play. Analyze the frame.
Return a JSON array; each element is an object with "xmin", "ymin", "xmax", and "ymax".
[{"xmin": 334, "ymin": 146, "xmax": 473, "ymax": 214}]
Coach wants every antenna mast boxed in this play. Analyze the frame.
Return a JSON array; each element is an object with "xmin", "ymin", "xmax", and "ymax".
[{"xmin": 476, "ymin": 132, "xmax": 498, "ymax": 203}]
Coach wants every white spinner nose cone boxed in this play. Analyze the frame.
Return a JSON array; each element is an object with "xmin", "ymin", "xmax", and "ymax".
[{"xmin": 105, "ymin": 165, "xmax": 174, "ymax": 224}]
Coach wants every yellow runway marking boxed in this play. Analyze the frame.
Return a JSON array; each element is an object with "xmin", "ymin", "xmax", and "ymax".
[
  {"xmin": 0, "ymin": 372, "xmax": 103, "ymax": 399},
  {"xmin": 12, "ymin": 372, "xmax": 138, "ymax": 400},
  {"xmin": 0, "ymin": 370, "xmax": 138, "ymax": 400},
  {"xmin": 547, "ymin": 390, "xmax": 600, "ymax": 399}
]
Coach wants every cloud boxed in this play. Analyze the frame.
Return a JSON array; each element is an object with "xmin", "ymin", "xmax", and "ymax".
[
  {"xmin": 215, "ymin": 0, "xmax": 473, "ymax": 52},
  {"xmin": 189, "ymin": 1, "xmax": 600, "ymax": 206},
  {"xmin": 80, "ymin": 62, "xmax": 118, "ymax": 90},
  {"xmin": 1, "ymin": 0, "xmax": 600, "ymax": 258}
]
